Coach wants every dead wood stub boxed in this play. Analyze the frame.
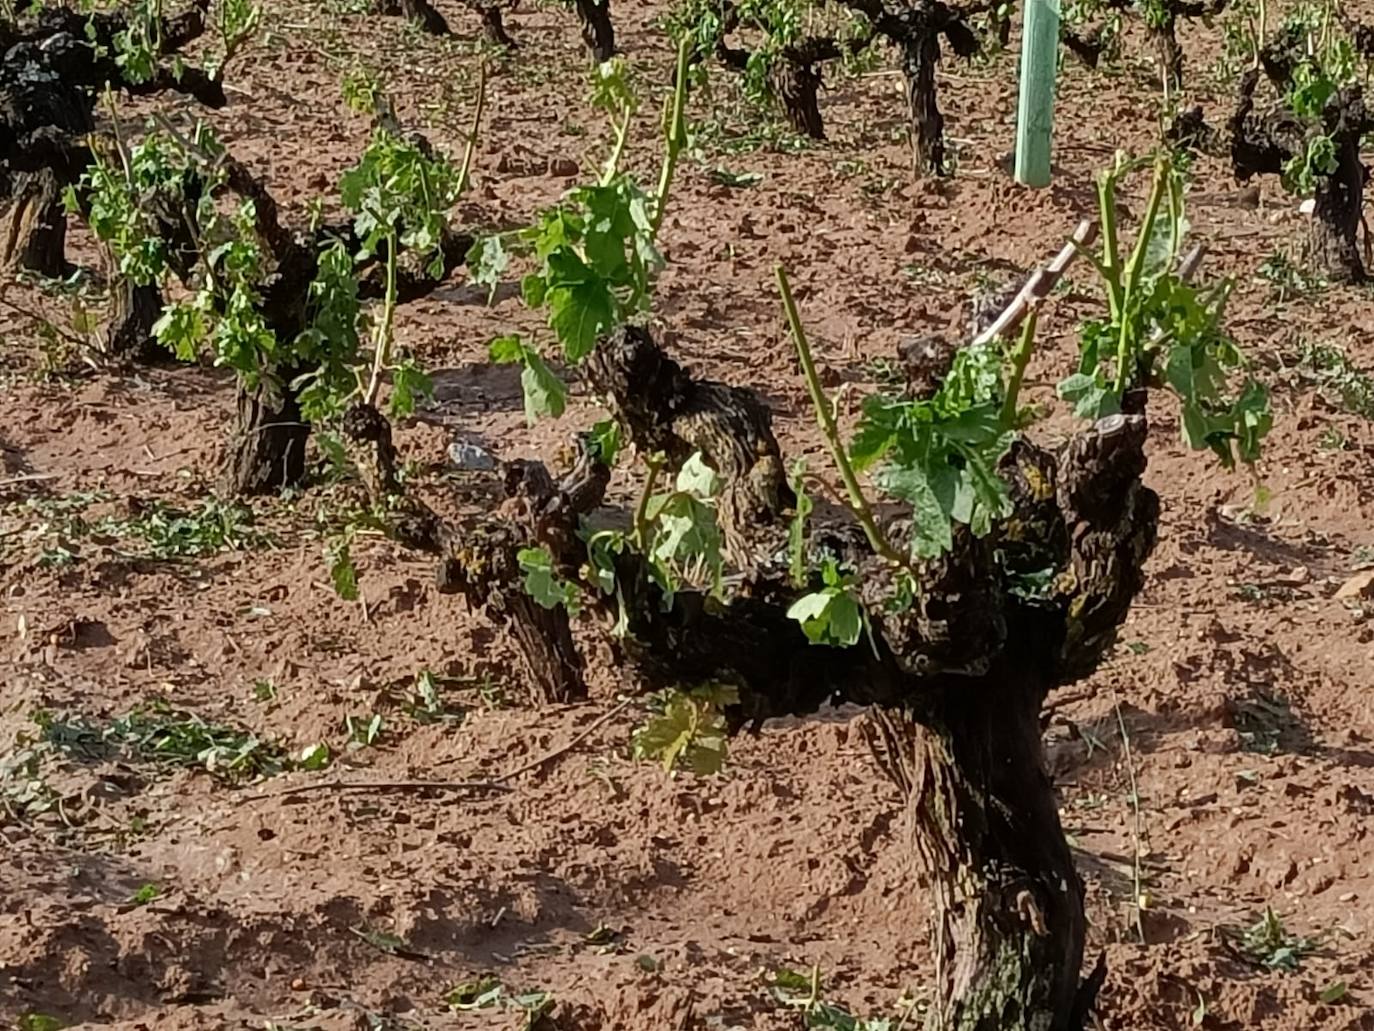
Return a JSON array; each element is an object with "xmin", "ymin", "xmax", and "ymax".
[{"xmin": 342, "ymin": 404, "xmax": 607, "ymax": 704}]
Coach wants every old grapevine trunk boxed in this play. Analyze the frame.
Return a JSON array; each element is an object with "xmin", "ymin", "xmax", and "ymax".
[
  {"xmin": 1308, "ymin": 132, "xmax": 1365, "ymax": 283},
  {"xmin": 352, "ymin": 323, "xmax": 1155, "ymax": 1023},
  {"xmin": 572, "ymin": 0, "xmax": 614, "ymax": 61},
  {"xmin": 100, "ymin": 278, "xmax": 163, "ymax": 362},
  {"xmin": 220, "ymin": 377, "xmax": 309, "ymax": 496},
  {"xmin": 904, "ymin": 668, "xmax": 1091, "ymax": 1029},
  {"xmin": 772, "ymin": 58, "xmax": 825, "ymax": 138},
  {"xmin": 340, "ymin": 404, "xmax": 604, "ymax": 705},
  {"xmin": 904, "ymin": 34, "xmax": 945, "ymax": 175},
  {"xmin": 1, "ymin": 168, "xmax": 67, "ymax": 277}
]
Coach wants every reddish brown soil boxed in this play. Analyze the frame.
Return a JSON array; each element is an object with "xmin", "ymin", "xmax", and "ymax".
[{"xmin": 3, "ymin": 2, "xmax": 1374, "ymax": 1029}]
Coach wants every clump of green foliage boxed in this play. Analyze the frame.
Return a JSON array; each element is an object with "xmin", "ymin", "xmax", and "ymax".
[{"xmin": 467, "ymin": 43, "xmax": 690, "ymax": 420}]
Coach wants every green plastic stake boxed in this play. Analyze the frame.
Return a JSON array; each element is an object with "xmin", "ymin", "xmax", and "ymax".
[{"xmin": 1015, "ymin": 0, "xmax": 1061, "ymax": 188}]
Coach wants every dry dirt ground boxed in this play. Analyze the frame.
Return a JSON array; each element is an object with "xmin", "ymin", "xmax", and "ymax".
[{"xmin": 3, "ymin": 1, "xmax": 1374, "ymax": 1029}]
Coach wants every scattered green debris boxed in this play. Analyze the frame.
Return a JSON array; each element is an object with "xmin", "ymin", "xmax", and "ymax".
[
  {"xmin": 107, "ymin": 702, "xmax": 288, "ymax": 781},
  {"xmin": 1257, "ymin": 250, "xmax": 1325, "ymax": 301},
  {"xmin": 4, "ymin": 493, "xmax": 271, "ymax": 566},
  {"xmin": 765, "ymin": 965, "xmax": 901, "ymax": 1030},
  {"xmin": 129, "ymin": 883, "xmax": 160, "ymax": 906},
  {"xmin": 446, "ymin": 975, "xmax": 504, "ymax": 1010},
  {"xmin": 1318, "ymin": 980, "xmax": 1349, "ymax": 1004},
  {"xmin": 443, "ymin": 977, "xmax": 555, "ymax": 1028},
  {"xmin": 1222, "ymin": 907, "xmax": 1321, "ymax": 970},
  {"xmin": 33, "ymin": 702, "xmax": 292, "ymax": 784},
  {"xmin": 345, "ymin": 713, "xmax": 385, "ymax": 748},
  {"xmin": 632, "ymin": 683, "xmax": 737, "ymax": 776},
  {"xmin": 1294, "ymin": 341, "xmax": 1374, "ymax": 420}
]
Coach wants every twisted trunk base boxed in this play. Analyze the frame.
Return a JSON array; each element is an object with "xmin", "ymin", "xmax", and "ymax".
[
  {"xmin": 572, "ymin": 0, "xmax": 614, "ymax": 61},
  {"xmin": 772, "ymin": 58, "xmax": 825, "ymax": 138},
  {"xmin": 375, "ymin": 0, "xmax": 450, "ymax": 34},
  {"xmin": 99, "ymin": 278, "xmax": 163, "ymax": 362},
  {"xmin": 904, "ymin": 34, "xmax": 946, "ymax": 176},
  {"xmin": 341, "ymin": 403, "xmax": 603, "ymax": 705},
  {"xmin": 881, "ymin": 664, "xmax": 1099, "ymax": 1030}
]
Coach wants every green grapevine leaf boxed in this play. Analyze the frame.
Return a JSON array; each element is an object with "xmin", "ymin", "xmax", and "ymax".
[
  {"xmin": 389, "ymin": 357, "xmax": 432, "ymax": 418},
  {"xmin": 1057, "ymin": 370, "xmax": 1121, "ymax": 420},
  {"xmin": 547, "ymin": 280, "xmax": 617, "ymax": 361},
  {"xmin": 588, "ymin": 419, "xmax": 622, "ymax": 466},
  {"xmin": 328, "ymin": 539, "xmax": 359, "ymax": 601},
  {"xmin": 675, "ymin": 451, "xmax": 721, "ymax": 496},
  {"xmin": 787, "ymin": 561, "xmax": 864, "ymax": 647},
  {"xmin": 517, "ymin": 547, "xmax": 580, "ymax": 613},
  {"xmin": 468, "ymin": 235, "xmax": 510, "ymax": 299},
  {"xmin": 488, "ymin": 335, "xmax": 566, "ymax": 424}
]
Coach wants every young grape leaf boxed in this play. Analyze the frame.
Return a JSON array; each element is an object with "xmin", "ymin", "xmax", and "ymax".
[
  {"xmin": 327, "ymin": 539, "xmax": 359, "ymax": 601},
  {"xmin": 548, "ymin": 280, "xmax": 617, "ymax": 361},
  {"xmin": 1057, "ymin": 371, "xmax": 1121, "ymax": 420},
  {"xmin": 488, "ymin": 335, "xmax": 567, "ymax": 424},
  {"xmin": 631, "ymin": 683, "xmax": 739, "ymax": 776},
  {"xmin": 675, "ymin": 451, "xmax": 721, "ymax": 496}
]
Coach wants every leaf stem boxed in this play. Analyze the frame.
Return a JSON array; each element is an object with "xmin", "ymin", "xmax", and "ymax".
[
  {"xmin": 1113, "ymin": 158, "xmax": 1168, "ymax": 394},
  {"xmin": 1096, "ymin": 165, "xmax": 1123, "ymax": 320},
  {"xmin": 649, "ymin": 37, "xmax": 692, "ymax": 245},
  {"xmin": 1001, "ymin": 305, "xmax": 1040, "ymax": 426},
  {"xmin": 364, "ymin": 227, "xmax": 400, "ymax": 407},
  {"xmin": 601, "ymin": 110, "xmax": 632, "ymax": 186},
  {"xmin": 632, "ymin": 452, "xmax": 665, "ymax": 551},
  {"xmin": 775, "ymin": 264, "xmax": 906, "ymax": 568},
  {"xmin": 455, "ymin": 60, "xmax": 487, "ymax": 196}
]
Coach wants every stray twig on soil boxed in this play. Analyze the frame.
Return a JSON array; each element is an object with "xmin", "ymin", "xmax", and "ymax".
[
  {"xmin": 0, "ymin": 473, "xmax": 60, "ymax": 487},
  {"xmin": 239, "ymin": 698, "xmax": 636, "ymax": 802},
  {"xmin": 1115, "ymin": 698, "xmax": 1147, "ymax": 945},
  {"xmin": 242, "ymin": 775, "xmax": 509, "ymax": 801},
  {"xmin": 490, "ymin": 696, "xmax": 635, "ymax": 785}
]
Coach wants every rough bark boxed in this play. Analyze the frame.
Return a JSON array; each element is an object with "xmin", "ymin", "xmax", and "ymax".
[
  {"xmin": 904, "ymin": 32, "xmax": 946, "ymax": 176},
  {"xmin": 1, "ymin": 168, "xmax": 66, "ymax": 277},
  {"xmin": 1061, "ymin": 25, "xmax": 1108, "ymax": 68},
  {"xmin": 99, "ymin": 278, "xmax": 163, "ymax": 362},
  {"xmin": 572, "ymin": 0, "xmax": 615, "ymax": 62},
  {"xmin": 472, "ymin": 3, "xmax": 516, "ymax": 47},
  {"xmin": 220, "ymin": 376, "xmax": 310, "ymax": 496},
  {"xmin": 838, "ymin": 1, "xmax": 979, "ymax": 177},
  {"xmin": 771, "ymin": 55, "xmax": 826, "ymax": 139},
  {"xmin": 1175, "ymin": 58, "xmax": 1372, "ymax": 283},
  {"xmin": 902, "ymin": 677, "xmax": 1089, "ymax": 1031},
  {"xmin": 1307, "ymin": 132, "xmax": 1365, "ymax": 283},
  {"xmin": 585, "ymin": 325, "xmax": 795, "ymax": 568}
]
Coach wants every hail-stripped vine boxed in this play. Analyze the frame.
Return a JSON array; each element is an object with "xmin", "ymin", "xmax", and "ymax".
[{"xmin": 629, "ymin": 151, "xmax": 1270, "ymax": 770}]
